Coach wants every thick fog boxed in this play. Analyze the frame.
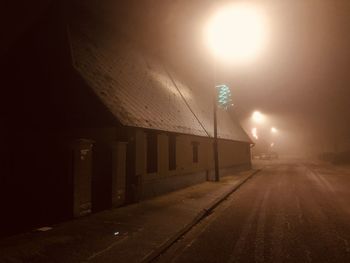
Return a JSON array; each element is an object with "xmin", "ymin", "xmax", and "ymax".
[{"xmin": 2, "ymin": 0, "xmax": 350, "ymax": 159}]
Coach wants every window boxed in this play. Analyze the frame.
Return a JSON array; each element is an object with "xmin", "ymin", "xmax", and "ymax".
[
  {"xmin": 147, "ymin": 132, "xmax": 158, "ymax": 173},
  {"xmin": 192, "ymin": 142, "xmax": 199, "ymax": 163},
  {"xmin": 168, "ymin": 134, "xmax": 176, "ymax": 170}
]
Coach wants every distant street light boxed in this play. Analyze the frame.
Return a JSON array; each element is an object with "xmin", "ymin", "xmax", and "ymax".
[
  {"xmin": 205, "ymin": 3, "xmax": 268, "ymax": 181},
  {"xmin": 252, "ymin": 111, "xmax": 265, "ymax": 124},
  {"xmin": 271, "ymin": 127, "xmax": 278, "ymax": 134}
]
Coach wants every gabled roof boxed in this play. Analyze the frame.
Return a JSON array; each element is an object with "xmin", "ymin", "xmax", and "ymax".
[{"xmin": 69, "ymin": 28, "xmax": 251, "ymax": 143}]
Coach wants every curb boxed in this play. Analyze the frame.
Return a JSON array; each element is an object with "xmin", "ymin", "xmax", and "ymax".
[{"xmin": 141, "ymin": 169, "xmax": 261, "ymax": 263}]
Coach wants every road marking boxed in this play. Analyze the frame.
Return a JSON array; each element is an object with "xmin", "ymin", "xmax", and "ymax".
[
  {"xmin": 270, "ymin": 203, "xmax": 285, "ymax": 262},
  {"xmin": 254, "ymin": 190, "xmax": 270, "ymax": 263},
  {"xmin": 86, "ymin": 235, "xmax": 129, "ymax": 261},
  {"xmin": 227, "ymin": 194, "xmax": 262, "ymax": 263},
  {"xmin": 295, "ymin": 196, "xmax": 304, "ymax": 225},
  {"xmin": 302, "ymin": 163, "xmax": 350, "ymax": 258}
]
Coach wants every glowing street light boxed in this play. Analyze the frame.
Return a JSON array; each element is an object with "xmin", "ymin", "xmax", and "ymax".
[
  {"xmin": 205, "ymin": 3, "xmax": 268, "ymax": 182},
  {"xmin": 252, "ymin": 111, "xmax": 265, "ymax": 124},
  {"xmin": 271, "ymin": 127, "xmax": 278, "ymax": 134},
  {"xmin": 205, "ymin": 2, "xmax": 268, "ymax": 64}
]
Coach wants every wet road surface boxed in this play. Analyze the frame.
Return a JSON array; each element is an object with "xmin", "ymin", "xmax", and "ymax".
[{"xmin": 155, "ymin": 160, "xmax": 350, "ymax": 263}]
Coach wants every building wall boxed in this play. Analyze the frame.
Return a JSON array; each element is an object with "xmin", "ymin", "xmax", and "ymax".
[
  {"xmin": 218, "ymin": 139, "xmax": 251, "ymax": 167},
  {"xmin": 137, "ymin": 129, "xmax": 251, "ymax": 199},
  {"xmin": 1, "ymin": 124, "xmax": 250, "ymax": 236},
  {"xmin": 63, "ymin": 127, "xmax": 118, "ymax": 212},
  {"xmin": 53, "ymin": 127, "xmax": 251, "ymax": 209}
]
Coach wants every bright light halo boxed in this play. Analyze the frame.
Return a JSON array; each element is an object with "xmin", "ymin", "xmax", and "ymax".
[
  {"xmin": 252, "ymin": 111, "xmax": 265, "ymax": 123},
  {"xmin": 205, "ymin": 3, "xmax": 267, "ymax": 64}
]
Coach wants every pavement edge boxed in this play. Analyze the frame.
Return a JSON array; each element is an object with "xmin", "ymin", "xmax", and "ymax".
[{"xmin": 141, "ymin": 168, "xmax": 262, "ymax": 263}]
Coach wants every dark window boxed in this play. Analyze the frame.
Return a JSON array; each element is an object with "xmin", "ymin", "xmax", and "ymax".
[
  {"xmin": 192, "ymin": 142, "xmax": 199, "ymax": 163},
  {"xmin": 147, "ymin": 132, "xmax": 158, "ymax": 173},
  {"xmin": 168, "ymin": 135, "xmax": 176, "ymax": 170}
]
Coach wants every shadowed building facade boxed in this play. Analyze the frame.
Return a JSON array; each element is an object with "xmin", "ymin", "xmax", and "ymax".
[{"xmin": 1, "ymin": 4, "xmax": 252, "ymax": 236}]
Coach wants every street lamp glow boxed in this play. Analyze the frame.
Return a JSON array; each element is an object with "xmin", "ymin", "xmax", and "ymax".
[
  {"xmin": 252, "ymin": 111, "xmax": 265, "ymax": 124},
  {"xmin": 205, "ymin": 2, "xmax": 267, "ymax": 63},
  {"xmin": 251, "ymin": 127, "xmax": 258, "ymax": 140},
  {"xmin": 271, "ymin": 127, "xmax": 278, "ymax": 133}
]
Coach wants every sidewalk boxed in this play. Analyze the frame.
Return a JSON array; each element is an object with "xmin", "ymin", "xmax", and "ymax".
[{"xmin": 0, "ymin": 169, "xmax": 258, "ymax": 263}]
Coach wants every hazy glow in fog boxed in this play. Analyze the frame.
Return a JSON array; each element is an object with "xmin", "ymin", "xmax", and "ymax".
[
  {"xmin": 252, "ymin": 127, "xmax": 258, "ymax": 139},
  {"xmin": 252, "ymin": 111, "xmax": 265, "ymax": 124},
  {"xmin": 205, "ymin": 2, "xmax": 267, "ymax": 63},
  {"xmin": 271, "ymin": 127, "xmax": 278, "ymax": 133}
]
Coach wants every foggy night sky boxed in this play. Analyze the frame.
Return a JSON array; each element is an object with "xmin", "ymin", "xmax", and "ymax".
[{"xmin": 2, "ymin": 0, "xmax": 350, "ymax": 156}]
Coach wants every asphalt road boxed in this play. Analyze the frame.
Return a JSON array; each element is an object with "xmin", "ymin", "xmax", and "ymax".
[{"xmin": 155, "ymin": 160, "xmax": 350, "ymax": 263}]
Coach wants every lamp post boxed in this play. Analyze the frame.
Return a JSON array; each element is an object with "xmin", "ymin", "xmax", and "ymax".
[
  {"xmin": 213, "ymin": 56, "xmax": 220, "ymax": 182},
  {"xmin": 213, "ymin": 84, "xmax": 233, "ymax": 181},
  {"xmin": 205, "ymin": 3, "xmax": 267, "ymax": 181},
  {"xmin": 213, "ymin": 91, "xmax": 219, "ymax": 181}
]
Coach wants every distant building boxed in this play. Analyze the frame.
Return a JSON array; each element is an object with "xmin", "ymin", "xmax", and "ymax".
[{"xmin": 1, "ymin": 6, "xmax": 251, "ymax": 236}]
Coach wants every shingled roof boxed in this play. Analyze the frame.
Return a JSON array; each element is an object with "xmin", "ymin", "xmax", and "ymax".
[{"xmin": 69, "ymin": 28, "xmax": 251, "ymax": 143}]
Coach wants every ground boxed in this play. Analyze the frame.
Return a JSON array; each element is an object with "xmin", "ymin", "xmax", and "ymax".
[
  {"xmin": 2, "ymin": 160, "xmax": 350, "ymax": 263},
  {"xmin": 156, "ymin": 160, "xmax": 350, "ymax": 263}
]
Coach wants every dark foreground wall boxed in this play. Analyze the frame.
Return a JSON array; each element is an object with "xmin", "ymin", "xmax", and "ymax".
[{"xmin": 0, "ymin": 8, "xmax": 121, "ymax": 236}]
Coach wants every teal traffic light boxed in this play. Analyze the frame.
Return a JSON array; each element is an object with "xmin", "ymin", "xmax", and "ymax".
[{"xmin": 216, "ymin": 84, "xmax": 233, "ymax": 109}]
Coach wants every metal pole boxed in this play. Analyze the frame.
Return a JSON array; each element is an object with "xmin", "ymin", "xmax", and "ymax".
[
  {"xmin": 213, "ymin": 98, "xmax": 220, "ymax": 181},
  {"xmin": 213, "ymin": 57, "xmax": 220, "ymax": 182}
]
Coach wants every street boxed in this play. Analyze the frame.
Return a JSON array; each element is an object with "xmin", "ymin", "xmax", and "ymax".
[
  {"xmin": 1, "ymin": 1, "xmax": 350, "ymax": 262},
  {"xmin": 155, "ymin": 160, "xmax": 350, "ymax": 263}
]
